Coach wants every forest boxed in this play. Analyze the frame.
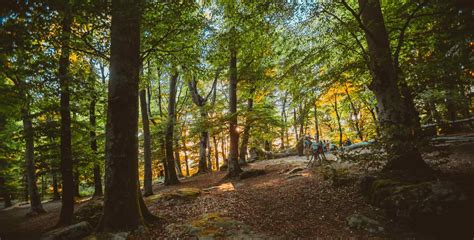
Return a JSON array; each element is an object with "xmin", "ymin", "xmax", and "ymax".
[{"xmin": 0, "ymin": 0, "xmax": 473, "ymax": 239}]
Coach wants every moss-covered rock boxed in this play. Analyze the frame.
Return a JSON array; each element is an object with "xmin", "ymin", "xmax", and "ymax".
[
  {"xmin": 74, "ymin": 198, "xmax": 103, "ymax": 227},
  {"xmin": 165, "ymin": 212, "xmax": 266, "ymax": 239},
  {"xmin": 146, "ymin": 188, "xmax": 201, "ymax": 203},
  {"xmin": 362, "ymin": 178, "xmax": 472, "ymax": 236},
  {"xmin": 347, "ymin": 214, "xmax": 384, "ymax": 234}
]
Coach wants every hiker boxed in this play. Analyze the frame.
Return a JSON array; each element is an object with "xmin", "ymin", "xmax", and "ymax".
[
  {"xmin": 319, "ymin": 140, "xmax": 327, "ymax": 162},
  {"xmin": 344, "ymin": 138, "xmax": 352, "ymax": 146},
  {"xmin": 304, "ymin": 135, "xmax": 312, "ymax": 160},
  {"xmin": 326, "ymin": 140, "xmax": 331, "ymax": 152},
  {"xmin": 310, "ymin": 140, "xmax": 320, "ymax": 163}
]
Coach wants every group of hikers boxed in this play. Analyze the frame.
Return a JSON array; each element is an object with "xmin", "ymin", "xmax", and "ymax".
[
  {"xmin": 303, "ymin": 135, "xmax": 331, "ymax": 166},
  {"xmin": 303, "ymin": 135, "xmax": 354, "ymax": 166}
]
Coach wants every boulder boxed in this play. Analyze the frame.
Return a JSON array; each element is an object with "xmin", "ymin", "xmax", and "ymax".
[
  {"xmin": 74, "ymin": 198, "xmax": 103, "ymax": 227},
  {"xmin": 239, "ymin": 169, "xmax": 266, "ymax": 180},
  {"xmin": 362, "ymin": 178, "xmax": 472, "ymax": 235},
  {"xmin": 165, "ymin": 212, "xmax": 266, "ymax": 239},
  {"xmin": 146, "ymin": 188, "xmax": 201, "ymax": 202},
  {"xmin": 347, "ymin": 214, "xmax": 383, "ymax": 234},
  {"xmin": 41, "ymin": 221, "xmax": 92, "ymax": 240}
]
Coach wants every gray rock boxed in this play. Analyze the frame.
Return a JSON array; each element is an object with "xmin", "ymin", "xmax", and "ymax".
[
  {"xmin": 41, "ymin": 221, "xmax": 92, "ymax": 240},
  {"xmin": 347, "ymin": 214, "xmax": 383, "ymax": 233}
]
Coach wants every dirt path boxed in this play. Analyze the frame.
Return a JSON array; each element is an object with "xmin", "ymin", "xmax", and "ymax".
[{"xmin": 140, "ymin": 156, "xmax": 395, "ymax": 239}]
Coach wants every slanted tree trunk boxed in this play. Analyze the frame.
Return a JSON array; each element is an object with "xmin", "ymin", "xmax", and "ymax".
[
  {"xmin": 164, "ymin": 70, "xmax": 180, "ymax": 185},
  {"xmin": 227, "ymin": 34, "xmax": 243, "ymax": 177},
  {"xmin": 21, "ymin": 108, "xmax": 45, "ymax": 215},
  {"xmin": 98, "ymin": 0, "xmax": 155, "ymax": 232},
  {"xmin": 357, "ymin": 0, "xmax": 430, "ymax": 175},
  {"xmin": 140, "ymin": 89, "xmax": 153, "ymax": 196},
  {"xmin": 239, "ymin": 87, "xmax": 255, "ymax": 165},
  {"xmin": 57, "ymin": 4, "xmax": 74, "ymax": 225},
  {"xmin": 89, "ymin": 97, "xmax": 103, "ymax": 197}
]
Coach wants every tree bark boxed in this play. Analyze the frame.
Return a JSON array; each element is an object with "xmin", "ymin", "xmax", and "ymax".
[
  {"xmin": 187, "ymin": 74, "xmax": 217, "ymax": 174},
  {"xmin": 174, "ymin": 144, "xmax": 183, "ymax": 177},
  {"xmin": 0, "ymin": 176, "xmax": 12, "ymax": 208},
  {"xmin": 213, "ymin": 135, "xmax": 219, "ymax": 171},
  {"xmin": 73, "ymin": 171, "xmax": 80, "ymax": 197},
  {"xmin": 281, "ymin": 92, "xmax": 288, "ymax": 149},
  {"xmin": 99, "ymin": 0, "xmax": 153, "ymax": 232},
  {"xmin": 140, "ymin": 89, "xmax": 153, "ymax": 196},
  {"xmin": 89, "ymin": 97, "xmax": 103, "ymax": 197},
  {"xmin": 314, "ymin": 102, "xmax": 320, "ymax": 141},
  {"xmin": 181, "ymin": 125, "xmax": 190, "ymax": 176},
  {"xmin": 357, "ymin": 0, "xmax": 430, "ymax": 175},
  {"xmin": 164, "ymin": 70, "xmax": 180, "ymax": 185},
  {"xmin": 22, "ymin": 108, "xmax": 45, "ymax": 215},
  {"xmin": 221, "ymin": 133, "xmax": 227, "ymax": 166},
  {"xmin": 333, "ymin": 93, "xmax": 343, "ymax": 146},
  {"xmin": 239, "ymin": 87, "xmax": 255, "ymax": 164},
  {"xmin": 227, "ymin": 35, "xmax": 243, "ymax": 177},
  {"xmin": 57, "ymin": 3, "xmax": 74, "ymax": 225},
  {"xmin": 52, "ymin": 170, "xmax": 61, "ymax": 200}
]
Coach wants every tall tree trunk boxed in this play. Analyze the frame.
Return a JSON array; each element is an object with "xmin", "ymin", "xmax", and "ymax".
[
  {"xmin": 239, "ymin": 87, "xmax": 255, "ymax": 164},
  {"xmin": 21, "ymin": 108, "xmax": 45, "ymax": 215},
  {"xmin": 187, "ymin": 73, "xmax": 217, "ymax": 174},
  {"xmin": 213, "ymin": 135, "xmax": 219, "ymax": 171},
  {"xmin": 89, "ymin": 98, "xmax": 103, "ymax": 197},
  {"xmin": 357, "ymin": 0, "xmax": 430, "ymax": 175},
  {"xmin": 314, "ymin": 103, "xmax": 320, "ymax": 141},
  {"xmin": 52, "ymin": 170, "xmax": 61, "ymax": 200},
  {"xmin": 1, "ymin": 176, "xmax": 12, "ymax": 208},
  {"xmin": 227, "ymin": 33, "xmax": 243, "ymax": 177},
  {"xmin": 181, "ymin": 126, "xmax": 190, "ymax": 176},
  {"xmin": 207, "ymin": 136, "xmax": 212, "ymax": 170},
  {"xmin": 57, "ymin": 4, "xmax": 74, "ymax": 225},
  {"xmin": 164, "ymin": 70, "xmax": 180, "ymax": 185},
  {"xmin": 333, "ymin": 93, "xmax": 343, "ymax": 146},
  {"xmin": 73, "ymin": 171, "xmax": 80, "ymax": 197},
  {"xmin": 99, "ymin": 0, "xmax": 154, "ymax": 232},
  {"xmin": 174, "ymin": 144, "xmax": 183, "ymax": 177},
  {"xmin": 221, "ymin": 133, "xmax": 227, "ymax": 167},
  {"xmin": 281, "ymin": 92, "xmax": 287, "ymax": 149},
  {"xmin": 140, "ymin": 89, "xmax": 153, "ymax": 196},
  {"xmin": 293, "ymin": 108, "xmax": 299, "ymax": 141}
]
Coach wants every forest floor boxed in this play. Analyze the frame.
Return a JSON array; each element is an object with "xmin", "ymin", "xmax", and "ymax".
[{"xmin": 1, "ymin": 139, "xmax": 473, "ymax": 240}]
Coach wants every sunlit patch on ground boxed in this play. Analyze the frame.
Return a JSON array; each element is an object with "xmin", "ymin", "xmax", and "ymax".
[{"xmin": 216, "ymin": 182, "xmax": 235, "ymax": 192}]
